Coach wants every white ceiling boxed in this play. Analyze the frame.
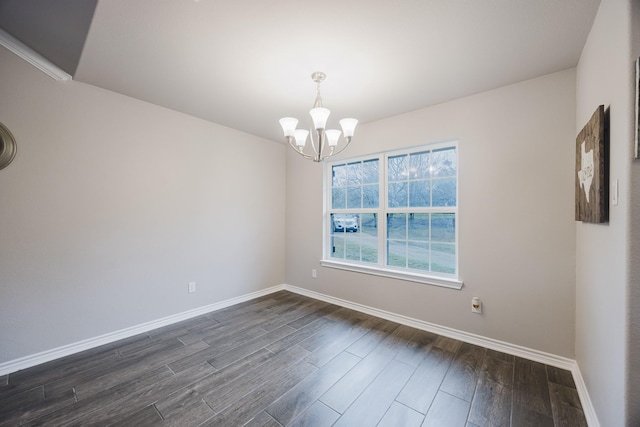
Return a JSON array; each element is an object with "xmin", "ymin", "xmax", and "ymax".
[{"xmin": 4, "ymin": 0, "xmax": 601, "ymax": 143}]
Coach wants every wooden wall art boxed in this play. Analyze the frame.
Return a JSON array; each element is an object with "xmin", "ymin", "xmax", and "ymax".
[{"xmin": 575, "ymin": 105, "xmax": 607, "ymax": 223}]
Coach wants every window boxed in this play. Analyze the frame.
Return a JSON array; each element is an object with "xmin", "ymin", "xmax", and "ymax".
[{"xmin": 322, "ymin": 141, "xmax": 461, "ymax": 289}]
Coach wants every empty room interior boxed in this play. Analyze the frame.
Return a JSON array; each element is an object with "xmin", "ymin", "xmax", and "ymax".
[{"xmin": 0, "ymin": 0, "xmax": 639, "ymax": 426}]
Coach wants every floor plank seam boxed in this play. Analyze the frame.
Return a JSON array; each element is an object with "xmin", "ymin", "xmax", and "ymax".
[{"xmin": 508, "ymin": 354, "xmax": 516, "ymax": 427}]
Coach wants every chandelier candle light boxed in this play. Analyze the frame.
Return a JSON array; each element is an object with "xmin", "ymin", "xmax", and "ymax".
[{"xmin": 279, "ymin": 72, "xmax": 358, "ymax": 162}]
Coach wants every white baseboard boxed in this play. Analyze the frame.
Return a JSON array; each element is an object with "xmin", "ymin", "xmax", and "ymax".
[
  {"xmin": 571, "ymin": 362, "xmax": 601, "ymax": 427},
  {"xmin": 0, "ymin": 285, "xmax": 285, "ymax": 376},
  {"xmin": 282, "ymin": 284, "xmax": 575, "ymax": 369},
  {"xmin": 281, "ymin": 284, "xmax": 600, "ymax": 427},
  {"xmin": 0, "ymin": 283, "xmax": 599, "ymax": 427}
]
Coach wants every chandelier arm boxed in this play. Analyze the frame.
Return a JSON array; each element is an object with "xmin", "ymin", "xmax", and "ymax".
[
  {"xmin": 287, "ymin": 137, "xmax": 316, "ymax": 161},
  {"xmin": 320, "ymin": 146, "xmax": 336, "ymax": 161},
  {"xmin": 307, "ymin": 126, "xmax": 320, "ymax": 161},
  {"xmin": 308, "ymin": 126, "xmax": 317, "ymax": 151},
  {"xmin": 321, "ymin": 137, "xmax": 352, "ymax": 160},
  {"xmin": 316, "ymin": 130, "xmax": 325, "ymax": 162}
]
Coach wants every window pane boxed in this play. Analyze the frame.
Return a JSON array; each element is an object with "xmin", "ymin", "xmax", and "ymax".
[
  {"xmin": 332, "ymin": 187, "xmax": 346, "ymax": 209},
  {"xmin": 363, "ymin": 159, "xmax": 379, "ymax": 184},
  {"xmin": 410, "ymin": 151, "xmax": 430, "ymax": 179},
  {"xmin": 347, "ymin": 187, "xmax": 362, "ymax": 209},
  {"xmin": 333, "ymin": 164, "xmax": 347, "ymax": 187},
  {"xmin": 408, "ymin": 213, "xmax": 429, "ymax": 241},
  {"xmin": 345, "ymin": 235, "xmax": 360, "ymax": 261},
  {"xmin": 332, "ymin": 213, "xmax": 360, "ymax": 234},
  {"xmin": 385, "ymin": 212, "xmax": 456, "ymax": 275},
  {"xmin": 347, "ymin": 162, "xmax": 362, "ymax": 186},
  {"xmin": 361, "ymin": 213, "xmax": 378, "ymax": 237},
  {"xmin": 387, "ymin": 213, "xmax": 406, "ymax": 239},
  {"xmin": 409, "ymin": 180, "xmax": 430, "ymax": 207},
  {"xmin": 388, "ymin": 182, "xmax": 408, "ymax": 207},
  {"xmin": 387, "ymin": 240, "xmax": 406, "ymax": 267},
  {"xmin": 361, "ymin": 237, "xmax": 378, "ymax": 263},
  {"xmin": 431, "ymin": 213, "xmax": 455, "ymax": 243},
  {"xmin": 329, "ymin": 213, "xmax": 378, "ymax": 264},
  {"xmin": 408, "ymin": 241, "xmax": 430, "ymax": 270},
  {"xmin": 363, "ymin": 184, "xmax": 379, "ymax": 208},
  {"xmin": 360, "ymin": 214, "xmax": 378, "ymax": 263},
  {"xmin": 432, "ymin": 178, "xmax": 456, "ymax": 207},
  {"xmin": 431, "ymin": 243, "xmax": 455, "ymax": 274},
  {"xmin": 332, "ymin": 235, "xmax": 345, "ymax": 258},
  {"xmin": 431, "ymin": 147, "xmax": 457, "ymax": 178},
  {"xmin": 388, "ymin": 155, "xmax": 407, "ymax": 182}
]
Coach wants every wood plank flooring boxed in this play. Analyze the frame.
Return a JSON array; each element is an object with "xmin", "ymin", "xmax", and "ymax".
[{"xmin": 0, "ymin": 291, "xmax": 588, "ymax": 426}]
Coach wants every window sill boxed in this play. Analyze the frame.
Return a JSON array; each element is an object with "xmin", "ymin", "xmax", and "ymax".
[{"xmin": 320, "ymin": 260, "xmax": 464, "ymax": 290}]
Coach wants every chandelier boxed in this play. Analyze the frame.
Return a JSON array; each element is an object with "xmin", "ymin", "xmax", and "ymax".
[{"xmin": 279, "ymin": 72, "xmax": 358, "ymax": 162}]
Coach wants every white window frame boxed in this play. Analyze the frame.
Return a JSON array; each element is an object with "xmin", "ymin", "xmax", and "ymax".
[{"xmin": 321, "ymin": 140, "xmax": 462, "ymax": 290}]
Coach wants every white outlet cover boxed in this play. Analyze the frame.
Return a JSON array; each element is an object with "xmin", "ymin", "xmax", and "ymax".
[{"xmin": 471, "ymin": 298, "xmax": 482, "ymax": 314}]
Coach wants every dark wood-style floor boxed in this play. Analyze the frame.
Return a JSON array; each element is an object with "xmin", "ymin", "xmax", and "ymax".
[{"xmin": 0, "ymin": 291, "xmax": 587, "ymax": 426}]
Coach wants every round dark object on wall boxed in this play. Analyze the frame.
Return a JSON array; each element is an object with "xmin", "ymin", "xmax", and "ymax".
[{"xmin": 0, "ymin": 122, "xmax": 17, "ymax": 171}]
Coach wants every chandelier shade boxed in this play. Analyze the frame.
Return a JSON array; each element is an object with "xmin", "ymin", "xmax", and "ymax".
[
  {"xmin": 325, "ymin": 129, "xmax": 341, "ymax": 147},
  {"xmin": 309, "ymin": 107, "xmax": 330, "ymax": 130},
  {"xmin": 279, "ymin": 117, "xmax": 298, "ymax": 137},
  {"xmin": 293, "ymin": 129, "xmax": 309, "ymax": 148},
  {"xmin": 339, "ymin": 118, "xmax": 358, "ymax": 138},
  {"xmin": 279, "ymin": 72, "xmax": 357, "ymax": 162}
]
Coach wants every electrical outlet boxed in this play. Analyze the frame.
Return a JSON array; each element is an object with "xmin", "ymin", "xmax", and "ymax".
[
  {"xmin": 311, "ymin": 269, "xmax": 317, "ymax": 278},
  {"xmin": 188, "ymin": 282, "xmax": 196, "ymax": 293},
  {"xmin": 472, "ymin": 297, "xmax": 482, "ymax": 314}
]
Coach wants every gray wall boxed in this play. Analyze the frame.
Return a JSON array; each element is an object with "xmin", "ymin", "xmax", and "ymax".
[
  {"xmin": 286, "ymin": 69, "xmax": 577, "ymax": 358},
  {"xmin": 0, "ymin": 46, "xmax": 286, "ymax": 363},
  {"xmin": 575, "ymin": 0, "xmax": 638, "ymax": 425}
]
